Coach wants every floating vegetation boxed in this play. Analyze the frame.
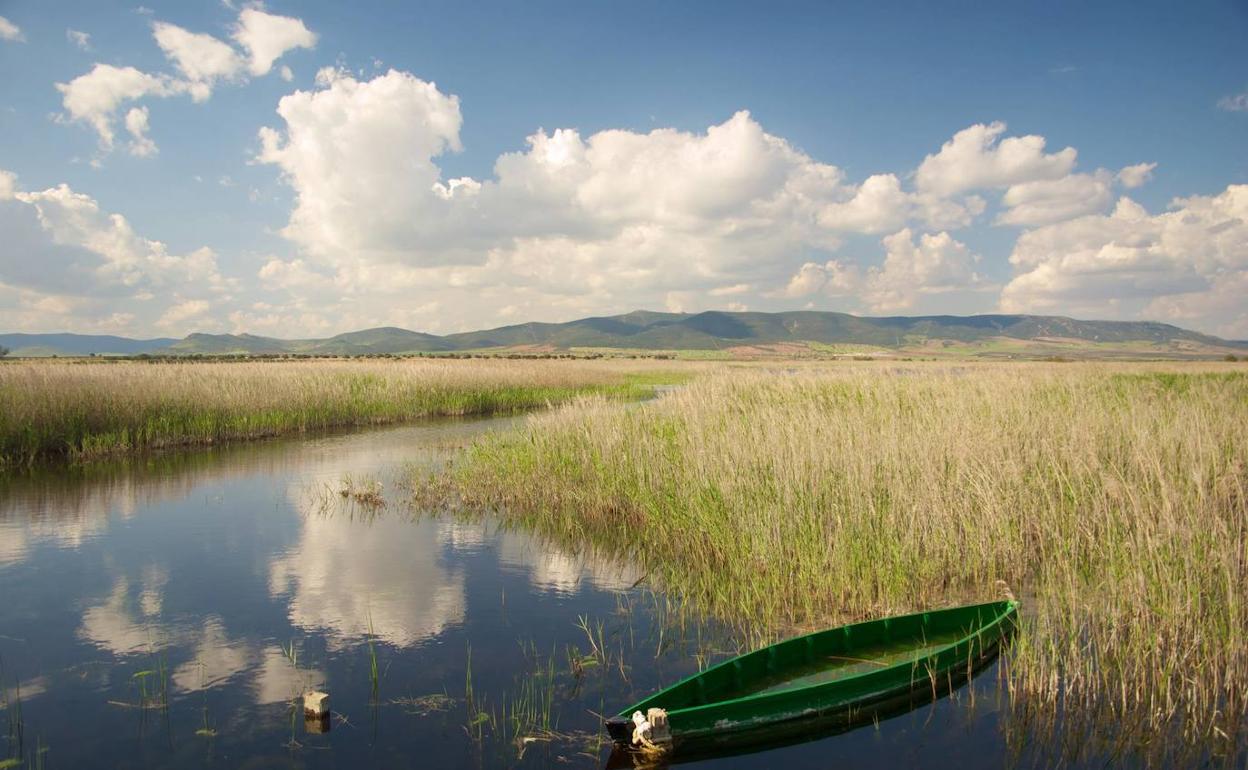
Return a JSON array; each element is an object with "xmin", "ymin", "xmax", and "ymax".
[
  {"xmin": 421, "ymin": 363, "xmax": 1248, "ymax": 763},
  {"xmin": 390, "ymin": 693, "xmax": 456, "ymax": 717}
]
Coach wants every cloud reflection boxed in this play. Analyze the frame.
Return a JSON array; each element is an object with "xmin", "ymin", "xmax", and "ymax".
[{"xmin": 270, "ymin": 501, "xmax": 465, "ymax": 647}]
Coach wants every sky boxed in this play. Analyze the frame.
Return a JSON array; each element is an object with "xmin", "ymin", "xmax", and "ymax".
[{"xmin": 0, "ymin": 1, "xmax": 1246, "ymax": 340}]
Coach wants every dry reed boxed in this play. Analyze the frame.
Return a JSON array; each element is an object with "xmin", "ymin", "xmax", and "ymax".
[
  {"xmin": 424, "ymin": 362, "xmax": 1248, "ymax": 762},
  {"xmin": 0, "ymin": 358, "xmax": 679, "ymax": 467}
]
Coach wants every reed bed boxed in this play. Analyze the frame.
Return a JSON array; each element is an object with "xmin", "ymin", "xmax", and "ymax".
[
  {"xmin": 422, "ymin": 362, "xmax": 1248, "ymax": 761},
  {"xmin": 0, "ymin": 358, "xmax": 678, "ymax": 468}
]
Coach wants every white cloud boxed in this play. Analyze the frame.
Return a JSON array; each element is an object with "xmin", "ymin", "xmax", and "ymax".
[
  {"xmin": 915, "ymin": 121, "xmax": 1077, "ymax": 197},
  {"xmin": 709, "ymin": 283, "xmax": 751, "ymax": 296},
  {"xmin": 782, "ymin": 259, "xmax": 860, "ymax": 299},
  {"xmin": 997, "ymin": 170, "xmax": 1115, "ymax": 227},
  {"xmin": 1144, "ymin": 270, "xmax": 1248, "ymax": 340},
  {"xmin": 863, "ymin": 229, "xmax": 984, "ymax": 311},
  {"xmin": 1000, "ymin": 187, "xmax": 1248, "ymax": 337},
  {"xmin": 816, "ymin": 173, "xmax": 910, "ymax": 234},
  {"xmin": 151, "ymin": 21, "xmax": 244, "ymax": 100},
  {"xmin": 279, "ymin": 64, "xmax": 293, "ymax": 82},
  {"xmin": 781, "ymin": 228, "xmax": 983, "ymax": 312},
  {"xmin": 26, "ymin": 47, "xmax": 1248, "ymax": 339},
  {"xmin": 232, "ymin": 7, "xmax": 316, "ymax": 76},
  {"xmin": 1117, "ymin": 162, "xmax": 1156, "ymax": 189},
  {"xmin": 124, "ymin": 106, "xmax": 158, "ymax": 157},
  {"xmin": 0, "ymin": 169, "xmax": 233, "ymax": 334},
  {"xmin": 67, "ymin": 29, "xmax": 92, "ymax": 50},
  {"xmin": 257, "ymin": 68, "xmax": 467, "ymax": 263},
  {"xmin": 55, "ymin": 64, "xmax": 183, "ymax": 151},
  {"xmin": 158, "ymin": 299, "xmax": 210, "ymax": 327},
  {"xmin": 1217, "ymin": 90, "xmax": 1248, "ymax": 113},
  {"xmin": 255, "ymin": 70, "xmax": 1247, "ymax": 333},
  {"xmin": 56, "ymin": 7, "xmax": 315, "ymax": 156},
  {"xmin": 0, "ymin": 16, "xmax": 24, "ymax": 42},
  {"xmin": 256, "ymin": 70, "xmax": 870, "ymax": 318}
]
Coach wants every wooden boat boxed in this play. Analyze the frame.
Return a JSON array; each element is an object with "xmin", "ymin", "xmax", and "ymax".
[{"xmin": 605, "ymin": 599, "xmax": 1018, "ymax": 752}]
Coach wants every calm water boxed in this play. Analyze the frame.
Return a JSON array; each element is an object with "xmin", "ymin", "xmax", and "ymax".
[{"xmin": 0, "ymin": 415, "xmax": 1027, "ymax": 769}]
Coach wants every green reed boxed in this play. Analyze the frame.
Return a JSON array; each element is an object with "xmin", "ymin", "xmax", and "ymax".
[
  {"xmin": 420, "ymin": 362, "xmax": 1248, "ymax": 762},
  {"xmin": 0, "ymin": 359, "xmax": 680, "ymax": 468}
]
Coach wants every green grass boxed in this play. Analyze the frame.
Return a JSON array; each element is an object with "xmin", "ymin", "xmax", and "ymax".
[
  {"xmin": 0, "ymin": 358, "xmax": 685, "ymax": 468},
  {"xmin": 418, "ymin": 362, "xmax": 1248, "ymax": 762}
]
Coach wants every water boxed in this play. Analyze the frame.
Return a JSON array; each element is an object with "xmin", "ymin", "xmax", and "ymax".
[{"xmin": 0, "ymin": 415, "xmax": 1027, "ymax": 769}]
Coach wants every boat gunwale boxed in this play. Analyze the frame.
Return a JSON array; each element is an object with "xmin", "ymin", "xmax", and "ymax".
[{"xmin": 616, "ymin": 598, "xmax": 1019, "ymax": 724}]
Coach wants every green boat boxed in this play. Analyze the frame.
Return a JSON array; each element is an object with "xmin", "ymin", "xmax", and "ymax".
[{"xmin": 605, "ymin": 599, "xmax": 1019, "ymax": 753}]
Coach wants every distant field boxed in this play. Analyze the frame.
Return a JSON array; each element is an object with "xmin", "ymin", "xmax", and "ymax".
[
  {"xmin": 425, "ymin": 361, "xmax": 1248, "ymax": 759},
  {"xmin": 0, "ymin": 358, "xmax": 688, "ymax": 467}
]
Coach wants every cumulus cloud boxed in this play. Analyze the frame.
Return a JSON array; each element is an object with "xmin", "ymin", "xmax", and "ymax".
[
  {"xmin": 0, "ymin": 169, "xmax": 233, "ymax": 334},
  {"xmin": 158, "ymin": 299, "xmax": 210, "ymax": 327},
  {"xmin": 151, "ymin": 21, "xmax": 244, "ymax": 100},
  {"xmin": 0, "ymin": 16, "xmax": 23, "ymax": 42},
  {"xmin": 28, "ymin": 46, "xmax": 1248, "ymax": 338},
  {"xmin": 997, "ymin": 170, "xmax": 1115, "ymax": 227},
  {"xmin": 1000, "ymin": 187, "xmax": 1248, "ymax": 337},
  {"xmin": 868, "ymin": 229, "xmax": 983, "ymax": 310},
  {"xmin": 915, "ymin": 121, "xmax": 1077, "ymax": 197},
  {"xmin": 246, "ymin": 70, "xmax": 1248, "ymax": 334},
  {"xmin": 232, "ymin": 7, "xmax": 316, "ymax": 76},
  {"xmin": 256, "ymin": 70, "xmax": 905, "ymax": 322},
  {"xmin": 783, "ymin": 259, "xmax": 861, "ymax": 299},
  {"xmin": 1117, "ymin": 162, "xmax": 1156, "ymax": 189},
  {"xmin": 55, "ymin": 64, "xmax": 184, "ymax": 152},
  {"xmin": 124, "ymin": 106, "xmax": 158, "ymax": 157},
  {"xmin": 781, "ymin": 228, "xmax": 983, "ymax": 312},
  {"xmin": 56, "ymin": 7, "xmax": 315, "ymax": 157},
  {"xmin": 257, "ymin": 67, "xmax": 468, "ymax": 263},
  {"xmin": 816, "ymin": 174, "xmax": 910, "ymax": 233}
]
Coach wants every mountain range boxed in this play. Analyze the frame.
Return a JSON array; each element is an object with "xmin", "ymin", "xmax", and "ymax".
[{"xmin": 2, "ymin": 311, "xmax": 1245, "ymax": 359}]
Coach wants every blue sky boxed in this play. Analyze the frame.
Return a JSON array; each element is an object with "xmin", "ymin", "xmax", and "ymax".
[{"xmin": 0, "ymin": 0, "xmax": 1245, "ymax": 338}]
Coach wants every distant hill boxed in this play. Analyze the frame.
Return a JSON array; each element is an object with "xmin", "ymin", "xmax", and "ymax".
[
  {"xmin": 0, "ymin": 332, "xmax": 178, "ymax": 357},
  {"xmin": 2, "ymin": 311, "xmax": 1245, "ymax": 359}
]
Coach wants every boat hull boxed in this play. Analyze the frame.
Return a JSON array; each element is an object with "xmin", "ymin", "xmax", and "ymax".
[{"xmin": 606, "ymin": 599, "xmax": 1018, "ymax": 748}]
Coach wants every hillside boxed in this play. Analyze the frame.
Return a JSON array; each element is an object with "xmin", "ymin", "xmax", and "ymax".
[
  {"xmin": 2, "ymin": 311, "xmax": 1244, "ymax": 359},
  {"xmin": 0, "ymin": 332, "xmax": 179, "ymax": 357}
]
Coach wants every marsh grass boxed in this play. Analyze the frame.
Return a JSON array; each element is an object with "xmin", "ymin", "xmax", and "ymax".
[
  {"xmin": 460, "ymin": 639, "xmax": 605, "ymax": 762},
  {"xmin": 339, "ymin": 474, "xmax": 386, "ymax": 509},
  {"xmin": 422, "ymin": 362, "xmax": 1248, "ymax": 762},
  {"xmin": 0, "ymin": 358, "xmax": 679, "ymax": 468}
]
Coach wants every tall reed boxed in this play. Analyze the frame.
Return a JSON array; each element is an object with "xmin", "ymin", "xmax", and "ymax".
[
  {"xmin": 0, "ymin": 358, "xmax": 678, "ymax": 468},
  {"xmin": 423, "ymin": 363, "xmax": 1248, "ymax": 760}
]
